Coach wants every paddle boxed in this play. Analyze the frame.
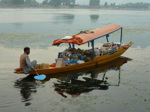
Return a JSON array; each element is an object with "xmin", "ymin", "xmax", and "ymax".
[{"xmin": 34, "ymin": 69, "xmax": 46, "ymax": 80}]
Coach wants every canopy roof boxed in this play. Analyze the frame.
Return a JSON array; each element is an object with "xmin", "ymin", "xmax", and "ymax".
[{"xmin": 52, "ymin": 24, "xmax": 122, "ymax": 45}]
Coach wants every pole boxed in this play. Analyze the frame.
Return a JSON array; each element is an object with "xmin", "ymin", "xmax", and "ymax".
[
  {"xmin": 106, "ymin": 34, "xmax": 109, "ymax": 42},
  {"xmin": 120, "ymin": 28, "xmax": 123, "ymax": 44},
  {"xmin": 69, "ymin": 43, "xmax": 71, "ymax": 48},
  {"xmin": 72, "ymin": 44, "xmax": 75, "ymax": 48},
  {"xmin": 91, "ymin": 40, "xmax": 95, "ymax": 59}
]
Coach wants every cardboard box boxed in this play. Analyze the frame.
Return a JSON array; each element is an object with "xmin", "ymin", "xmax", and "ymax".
[
  {"xmin": 35, "ymin": 63, "xmax": 49, "ymax": 69},
  {"xmin": 56, "ymin": 61, "xmax": 66, "ymax": 67},
  {"xmin": 41, "ymin": 63, "xmax": 49, "ymax": 69}
]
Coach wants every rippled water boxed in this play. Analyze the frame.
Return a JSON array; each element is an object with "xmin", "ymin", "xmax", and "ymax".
[{"xmin": 0, "ymin": 9, "xmax": 150, "ymax": 112}]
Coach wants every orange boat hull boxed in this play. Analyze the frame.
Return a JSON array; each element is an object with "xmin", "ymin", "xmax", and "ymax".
[{"xmin": 14, "ymin": 42, "xmax": 133, "ymax": 75}]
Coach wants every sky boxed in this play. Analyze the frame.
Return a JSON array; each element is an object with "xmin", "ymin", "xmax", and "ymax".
[{"xmin": 36, "ymin": 0, "xmax": 150, "ymax": 5}]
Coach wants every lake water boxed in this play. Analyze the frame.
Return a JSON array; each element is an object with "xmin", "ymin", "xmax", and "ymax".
[{"xmin": 0, "ymin": 9, "xmax": 150, "ymax": 112}]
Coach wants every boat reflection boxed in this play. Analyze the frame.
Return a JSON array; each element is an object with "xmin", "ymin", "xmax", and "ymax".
[
  {"xmin": 14, "ymin": 56, "xmax": 131, "ymax": 103},
  {"xmin": 53, "ymin": 56, "xmax": 131, "ymax": 98},
  {"xmin": 54, "ymin": 70, "xmax": 120, "ymax": 98}
]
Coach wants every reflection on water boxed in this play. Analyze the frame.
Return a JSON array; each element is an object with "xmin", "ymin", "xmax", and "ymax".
[
  {"xmin": 13, "ymin": 23, "xmax": 23, "ymax": 29},
  {"xmin": 62, "ymin": 14, "xmax": 75, "ymax": 20},
  {"xmin": 53, "ymin": 13, "xmax": 75, "ymax": 24},
  {"xmin": 14, "ymin": 56, "xmax": 131, "ymax": 104},
  {"xmin": 90, "ymin": 14, "xmax": 99, "ymax": 22},
  {"xmin": 54, "ymin": 71, "xmax": 119, "ymax": 98},
  {"xmin": 14, "ymin": 75, "xmax": 37, "ymax": 106},
  {"xmin": 53, "ymin": 56, "xmax": 130, "ymax": 98}
]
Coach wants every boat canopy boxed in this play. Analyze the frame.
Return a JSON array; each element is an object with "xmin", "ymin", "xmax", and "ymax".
[{"xmin": 52, "ymin": 24, "xmax": 122, "ymax": 46}]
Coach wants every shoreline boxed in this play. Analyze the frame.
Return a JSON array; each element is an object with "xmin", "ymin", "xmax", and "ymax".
[{"xmin": 0, "ymin": 5, "xmax": 150, "ymax": 11}]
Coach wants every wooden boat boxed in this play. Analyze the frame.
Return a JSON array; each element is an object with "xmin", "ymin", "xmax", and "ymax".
[{"xmin": 14, "ymin": 25, "xmax": 133, "ymax": 75}]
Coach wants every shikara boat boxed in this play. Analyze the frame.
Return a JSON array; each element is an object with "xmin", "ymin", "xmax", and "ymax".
[{"xmin": 14, "ymin": 25, "xmax": 133, "ymax": 75}]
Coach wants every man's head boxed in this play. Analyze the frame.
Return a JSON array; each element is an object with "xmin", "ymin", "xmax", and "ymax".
[{"xmin": 24, "ymin": 47, "xmax": 30, "ymax": 55}]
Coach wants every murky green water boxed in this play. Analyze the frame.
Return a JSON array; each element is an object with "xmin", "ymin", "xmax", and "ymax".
[{"xmin": 0, "ymin": 9, "xmax": 150, "ymax": 112}]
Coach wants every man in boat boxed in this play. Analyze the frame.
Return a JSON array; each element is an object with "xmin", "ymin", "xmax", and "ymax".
[{"xmin": 19, "ymin": 47, "xmax": 37, "ymax": 74}]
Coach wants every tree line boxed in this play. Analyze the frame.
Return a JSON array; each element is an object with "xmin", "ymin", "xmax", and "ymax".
[
  {"xmin": 0, "ymin": 0, "xmax": 100, "ymax": 7},
  {"xmin": 0, "ymin": 0, "xmax": 38, "ymax": 6},
  {"xmin": 119, "ymin": 2, "xmax": 150, "ymax": 9},
  {"xmin": 104, "ymin": 2, "xmax": 150, "ymax": 9},
  {"xmin": 42, "ymin": 0, "xmax": 76, "ymax": 8},
  {"xmin": 0, "ymin": 0, "xmax": 149, "ymax": 9}
]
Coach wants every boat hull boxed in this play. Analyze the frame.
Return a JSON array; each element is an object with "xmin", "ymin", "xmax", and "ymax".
[{"xmin": 14, "ymin": 42, "xmax": 133, "ymax": 75}]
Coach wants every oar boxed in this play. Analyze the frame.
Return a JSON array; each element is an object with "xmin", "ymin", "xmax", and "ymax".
[{"xmin": 34, "ymin": 69, "xmax": 46, "ymax": 80}]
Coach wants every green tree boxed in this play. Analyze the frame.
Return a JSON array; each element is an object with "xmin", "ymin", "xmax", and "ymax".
[
  {"xmin": 62, "ymin": 0, "xmax": 75, "ymax": 7},
  {"xmin": 89, "ymin": 0, "xmax": 100, "ymax": 6},
  {"xmin": 70, "ymin": 0, "xmax": 75, "ymax": 7},
  {"xmin": 62, "ymin": 0, "xmax": 70, "ymax": 5},
  {"xmin": 49, "ymin": 0, "xmax": 62, "ymax": 7},
  {"xmin": 42, "ymin": 0, "xmax": 49, "ymax": 5},
  {"xmin": 120, "ymin": 2, "xmax": 150, "ymax": 9},
  {"xmin": 0, "ymin": 0, "xmax": 25, "ymax": 5},
  {"xmin": 12, "ymin": 0, "xmax": 24, "ymax": 5},
  {"xmin": 0, "ymin": 0, "xmax": 13, "ymax": 4},
  {"xmin": 25, "ymin": 0, "xmax": 38, "ymax": 5},
  {"xmin": 70, "ymin": 0, "xmax": 75, "ymax": 4},
  {"xmin": 104, "ymin": 2, "xmax": 108, "ymax": 7},
  {"xmin": 25, "ymin": 0, "xmax": 32, "ymax": 4},
  {"xmin": 110, "ymin": 3, "xmax": 115, "ymax": 7}
]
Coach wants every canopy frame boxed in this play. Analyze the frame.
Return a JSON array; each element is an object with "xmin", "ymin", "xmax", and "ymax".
[{"xmin": 88, "ymin": 27, "xmax": 123, "ymax": 60}]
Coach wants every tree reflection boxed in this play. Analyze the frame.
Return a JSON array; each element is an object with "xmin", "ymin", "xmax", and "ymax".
[
  {"xmin": 62, "ymin": 14, "xmax": 75, "ymax": 19},
  {"xmin": 53, "ymin": 13, "xmax": 75, "ymax": 24},
  {"xmin": 13, "ymin": 23, "xmax": 23, "ymax": 29},
  {"xmin": 90, "ymin": 14, "xmax": 99, "ymax": 22}
]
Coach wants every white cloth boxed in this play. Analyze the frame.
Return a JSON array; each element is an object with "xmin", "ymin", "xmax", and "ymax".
[
  {"xmin": 61, "ymin": 36, "xmax": 72, "ymax": 40},
  {"xmin": 77, "ymin": 60, "xmax": 85, "ymax": 64}
]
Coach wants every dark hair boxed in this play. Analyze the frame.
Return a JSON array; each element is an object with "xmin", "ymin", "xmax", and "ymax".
[{"xmin": 24, "ymin": 47, "xmax": 30, "ymax": 52}]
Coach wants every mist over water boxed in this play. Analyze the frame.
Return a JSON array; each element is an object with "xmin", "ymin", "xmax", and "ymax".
[{"xmin": 0, "ymin": 9, "xmax": 150, "ymax": 112}]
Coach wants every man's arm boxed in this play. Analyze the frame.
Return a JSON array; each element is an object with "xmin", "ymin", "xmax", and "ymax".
[{"xmin": 25, "ymin": 56, "xmax": 34, "ymax": 69}]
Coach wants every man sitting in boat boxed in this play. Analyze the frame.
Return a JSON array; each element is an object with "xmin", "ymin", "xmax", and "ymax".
[{"xmin": 18, "ymin": 47, "xmax": 37, "ymax": 74}]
